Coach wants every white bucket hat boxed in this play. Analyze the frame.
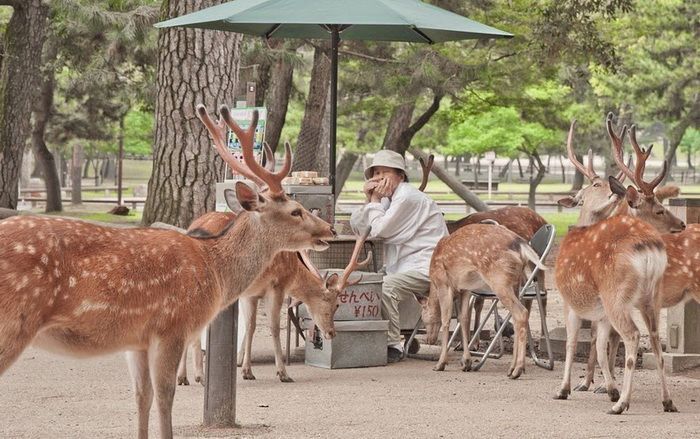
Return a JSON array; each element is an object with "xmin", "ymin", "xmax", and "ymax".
[{"xmin": 363, "ymin": 150, "xmax": 408, "ymax": 181}]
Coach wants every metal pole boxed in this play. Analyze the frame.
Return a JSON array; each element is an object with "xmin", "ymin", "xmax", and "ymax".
[
  {"xmin": 329, "ymin": 27, "xmax": 339, "ymax": 199},
  {"xmin": 203, "ymin": 301, "xmax": 238, "ymax": 427}
]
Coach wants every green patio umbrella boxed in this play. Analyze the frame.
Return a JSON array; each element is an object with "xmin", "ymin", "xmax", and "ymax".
[{"xmin": 156, "ymin": 0, "xmax": 512, "ymax": 195}]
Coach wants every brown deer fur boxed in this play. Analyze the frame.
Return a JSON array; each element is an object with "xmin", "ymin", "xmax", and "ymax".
[
  {"xmin": 554, "ymin": 117, "xmax": 684, "ymax": 415},
  {"xmin": 417, "ymin": 223, "xmax": 546, "ymax": 378},
  {"xmin": 176, "ymin": 211, "xmax": 342, "ymax": 384},
  {"xmin": 0, "ymin": 105, "xmax": 336, "ymax": 439}
]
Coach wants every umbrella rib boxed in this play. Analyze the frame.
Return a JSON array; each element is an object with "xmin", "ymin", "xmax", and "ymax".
[
  {"xmin": 411, "ymin": 26, "xmax": 434, "ymax": 44},
  {"xmin": 265, "ymin": 23, "xmax": 281, "ymax": 39}
]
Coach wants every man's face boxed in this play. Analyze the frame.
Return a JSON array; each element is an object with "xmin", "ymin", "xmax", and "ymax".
[{"xmin": 372, "ymin": 166, "xmax": 403, "ymax": 186}]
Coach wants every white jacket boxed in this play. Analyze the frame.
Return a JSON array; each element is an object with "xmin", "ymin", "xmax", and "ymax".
[{"xmin": 350, "ymin": 182, "xmax": 448, "ymax": 276}]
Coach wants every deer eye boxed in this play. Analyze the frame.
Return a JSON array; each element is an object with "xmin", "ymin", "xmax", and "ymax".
[
  {"xmin": 291, "ymin": 209, "xmax": 302, "ymax": 217},
  {"xmin": 656, "ymin": 210, "xmax": 664, "ymax": 215},
  {"xmin": 593, "ymin": 182, "xmax": 601, "ymax": 187}
]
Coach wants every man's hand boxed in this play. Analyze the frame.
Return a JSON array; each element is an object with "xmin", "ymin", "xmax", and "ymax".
[
  {"xmin": 363, "ymin": 178, "xmax": 381, "ymax": 201},
  {"xmin": 375, "ymin": 177, "xmax": 399, "ymax": 199}
]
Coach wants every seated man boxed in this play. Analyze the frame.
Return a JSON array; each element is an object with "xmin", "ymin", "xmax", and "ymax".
[{"xmin": 350, "ymin": 150, "xmax": 448, "ymax": 363}]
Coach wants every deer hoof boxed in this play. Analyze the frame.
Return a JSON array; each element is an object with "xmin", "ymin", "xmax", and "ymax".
[
  {"xmin": 554, "ymin": 389, "xmax": 570, "ymax": 400},
  {"xmin": 242, "ymin": 370, "xmax": 256, "ymax": 380},
  {"xmin": 177, "ymin": 376, "xmax": 189, "ymax": 386},
  {"xmin": 607, "ymin": 401, "xmax": 629, "ymax": 415},
  {"xmin": 508, "ymin": 367, "xmax": 523, "ymax": 380},
  {"xmin": 608, "ymin": 388, "xmax": 620, "ymax": 402},
  {"xmin": 194, "ymin": 375, "xmax": 203, "ymax": 384},
  {"xmin": 663, "ymin": 400, "xmax": 678, "ymax": 413},
  {"xmin": 460, "ymin": 358, "xmax": 472, "ymax": 372},
  {"xmin": 573, "ymin": 383, "xmax": 589, "ymax": 392},
  {"xmin": 278, "ymin": 373, "xmax": 294, "ymax": 383},
  {"xmin": 593, "ymin": 386, "xmax": 608, "ymax": 395},
  {"xmin": 433, "ymin": 363, "xmax": 446, "ymax": 372}
]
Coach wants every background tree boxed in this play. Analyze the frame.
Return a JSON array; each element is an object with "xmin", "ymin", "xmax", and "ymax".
[
  {"xmin": 0, "ymin": 0, "xmax": 49, "ymax": 209},
  {"xmin": 142, "ymin": 0, "xmax": 243, "ymax": 227}
]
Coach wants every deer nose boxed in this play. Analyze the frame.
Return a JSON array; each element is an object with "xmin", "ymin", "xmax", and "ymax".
[
  {"xmin": 330, "ymin": 227, "xmax": 337, "ymax": 237},
  {"xmin": 325, "ymin": 329, "xmax": 336, "ymax": 339},
  {"xmin": 680, "ymin": 221, "xmax": 686, "ymax": 230}
]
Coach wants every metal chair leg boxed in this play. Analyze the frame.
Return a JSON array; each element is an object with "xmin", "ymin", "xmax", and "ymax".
[
  {"xmin": 527, "ymin": 288, "xmax": 554, "ymax": 370},
  {"xmin": 402, "ymin": 317, "xmax": 423, "ymax": 359}
]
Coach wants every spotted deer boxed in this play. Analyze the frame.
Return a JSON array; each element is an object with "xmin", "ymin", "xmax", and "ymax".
[
  {"xmin": 416, "ymin": 223, "xmax": 546, "ymax": 377},
  {"xmin": 554, "ymin": 118, "xmax": 685, "ymax": 415},
  {"xmin": 574, "ymin": 116, "xmax": 697, "ymax": 393},
  {"xmin": 176, "ymin": 210, "xmax": 370, "ymax": 384},
  {"xmin": 0, "ymin": 104, "xmax": 336, "ymax": 439}
]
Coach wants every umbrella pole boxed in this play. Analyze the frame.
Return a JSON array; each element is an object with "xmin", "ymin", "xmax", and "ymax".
[{"xmin": 329, "ymin": 27, "xmax": 339, "ymax": 199}]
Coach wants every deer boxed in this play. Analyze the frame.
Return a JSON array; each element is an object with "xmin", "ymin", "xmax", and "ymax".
[
  {"xmin": 554, "ymin": 117, "xmax": 685, "ymax": 415},
  {"xmin": 0, "ymin": 104, "xmax": 337, "ymax": 439},
  {"xmin": 415, "ymin": 222, "xmax": 547, "ymax": 378},
  {"xmin": 573, "ymin": 115, "xmax": 698, "ymax": 393},
  {"xmin": 176, "ymin": 209, "xmax": 371, "ymax": 385}
]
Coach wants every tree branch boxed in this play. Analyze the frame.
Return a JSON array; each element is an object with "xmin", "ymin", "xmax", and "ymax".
[
  {"xmin": 405, "ymin": 92, "xmax": 444, "ymax": 138},
  {"xmin": 0, "ymin": 0, "xmax": 18, "ymax": 6}
]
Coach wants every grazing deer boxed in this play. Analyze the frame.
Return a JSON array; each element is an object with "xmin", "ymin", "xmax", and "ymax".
[
  {"xmin": 554, "ymin": 118, "xmax": 685, "ymax": 415},
  {"xmin": 176, "ymin": 211, "xmax": 370, "ymax": 384},
  {"xmin": 416, "ymin": 223, "xmax": 546, "ymax": 377},
  {"xmin": 575, "ymin": 116, "xmax": 696, "ymax": 392},
  {"xmin": 0, "ymin": 104, "xmax": 336, "ymax": 439}
]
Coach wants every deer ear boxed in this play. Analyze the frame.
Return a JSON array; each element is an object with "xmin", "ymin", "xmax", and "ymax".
[
  {"xmin": 557, "ymin": 196, "xmax": 578, "ymax": 208},
  {"xmin": 655, "ymin": 185, "xmax": 680, "ymax": 201},
  {"xmin": 608, "ymin": 175, "xmax": 627, "ymax": 198},
  {"xmin": 232, "ymin": 182, "xmax": 265, "ymax": 212},
  {"xmin": 626, "ymin": 185, "xmax": 642, "ymax": 208},
  {"xmin": 325, "ymin": 273, "xmax": 340, "ymax": 289}
]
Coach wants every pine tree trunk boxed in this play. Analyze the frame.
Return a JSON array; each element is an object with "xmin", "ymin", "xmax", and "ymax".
[
  {"xmin": 334, "ymin": 150, "xmax": 359, "ymax": 195},
  {"xmin": 292, "ymin": 45, "xmax": 330, "ymax": 173},
  {"xmin": 143, "ymin": 0, "xmax": 242, "ymax": 227},
  {"xmin": 264, "ymin": 47, "xmax": 295, "ymax": 153},
  {"xmin": 71, "ymin": 144, "xmax": 82, "ymax": 205},
  {"xmin": 32, "ymin": 37, "xmax": 61, "ymax": 212},
  {"xmin": 0, "ymin": 0, "xmax": 49, "ymax": 209}
]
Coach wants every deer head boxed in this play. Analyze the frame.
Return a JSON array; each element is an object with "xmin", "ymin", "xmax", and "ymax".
[
  {"xmin": 557, "ymin": 119, "xmax": 627, "ymax": 225},
  {"xmin": 197, "ymin": 104, "xmax": 335, "ymax": 251},
  {"xmin": 609, "ymin": 120, "xmax": 685, "ymax": 233}
]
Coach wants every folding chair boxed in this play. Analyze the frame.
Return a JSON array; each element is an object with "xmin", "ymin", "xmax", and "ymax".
[{"xmin": 468, "ymin": 223, "xmax": 556, "ymax": 371}]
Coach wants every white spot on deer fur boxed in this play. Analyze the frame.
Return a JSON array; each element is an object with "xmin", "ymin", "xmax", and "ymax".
[
  {"xmin": 69, "ymin": 276, "xmax": 77, "ymax": 287},
  {"xmin": 53, "ymin": 268, "xmax": 61, "ymax": 278},
  {"xmin": 15, "ymin": 275, "xmax": 29, "ymax": 291},
  {"xmin": 14, "ymin": 243, "xmax": 25, "ymax": 253},
  {"xmin": 73, "ymin": 300, "xmax": 110, "ymax": 315},
  {"xmin": 682, "ymin": 266, "xmax": 690, "ymax": 274},
  {"xmin": 33, "ymin": 288, "xmax": 41, "ymax": 297},
  {"xmin": 33, "ymin": 266, "xmax": 43, "ymax": 277},
  {"xmin": 40, "ymin": 254, "xmax": 49, "ymax": 265}
]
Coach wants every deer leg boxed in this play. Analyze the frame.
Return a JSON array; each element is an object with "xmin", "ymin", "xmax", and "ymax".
[
  {"xmin": 240, "ymin": 296, "xmax": 258, "ymax": 380},
  {"xmin": 640, "ymin": 302, "xmax": 677, "ymax": 413},
  {"xmin": 176, "ymin": 346, "xmax": 189, "ymax": 386},
  {"xmin": 268, "ymin": 290, "xmax": 293, "ymax": 383},
  {"xmin": 496, "ymin": 283, "xmax": 529, "ymax": 379},
  {"xmin": 149, "ymin": 338, "xmax": 186, "ymax": 439},
  {"xmin": 433, "ymin": 286, "xmax": 454, "ymax": 372},
  {"xmin": 472, "ymin": 296, "xmax": 484, "ymax": 346},
  {"xmin": 594, "ymin": 319, "xmax": 620, "ymax": 402},
  {"xmin": 237, "ymin": 296, "xmax": 255, "ymax": 366},
  {"xmin": 0, "ymin": 320, "xmax": 37, "ymax": 376},
  {"xmin": 457, "ymin": 292, "xmax": 473, "ymax": 371},
  {"xmin": 126, "ymin": 350, "xmax": 153, "ymax": 439},
  {"xmin": 606, "ymin": 310, "xmax": 639, "ymax": 415},
  {"xmin": 555, "ymin": 305, "xmax": 581, "ymax": 400},
  {"xmin": 575, "ymin": 320, "xmax": 597, "ymax": 392},
  {"xmin": 192, "ymin": 338, "xmax": 204, "ymax": 385}
]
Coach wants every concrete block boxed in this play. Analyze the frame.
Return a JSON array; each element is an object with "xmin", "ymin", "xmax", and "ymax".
[
  {"xmin": 642, "ymin": 352, "xmax": 700, "ymax": 373},
  {"xmin": 542, "ymin": 326, "xmax": 594, "ymax": 357},
  {"xmin": 305, "ymin": 320, "xmax": 388, "ymax": 369}
]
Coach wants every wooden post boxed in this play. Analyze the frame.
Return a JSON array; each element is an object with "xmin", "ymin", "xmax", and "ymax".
[
  {"xmin": 203, "ymin": 301, "xmax": 238, "ymax": 427},
  {"xmin": 71, "ymin": 144, "xmax": 82, "ymax": 205}
]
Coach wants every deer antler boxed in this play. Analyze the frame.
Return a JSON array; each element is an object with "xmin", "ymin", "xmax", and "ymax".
[
  {"xmin": 566, "ymin": 119, "xmax": 599, "ymax": 181},
  {"xmin": 628, "ymin": 125, "xmax": 667, "ymax": 196},
  {"xmin": 606, "ymin": 112, "xmax": 634, "ymax": 184},
  {"xmin": 220, "ymin": 106, "xmax": 292, "ymax": 195},
  {"xmin": 418, "ymin": 154, "xmax": 434, "ymax": 192},
  {"xmin": 338, "ymin": 228, "xmax": 373, "ymax": 290},
  {"xmin": 196, "ymin": 105, "xmax": 266, "ymax": 188},
  {"xmin": 262, "ymin": 142, "xmax": 276, "ymax": 172}
]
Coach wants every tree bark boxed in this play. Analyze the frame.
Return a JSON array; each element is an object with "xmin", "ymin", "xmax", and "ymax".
[
  {"xmin": 32, "ymin": 37, "xmax": 61, "ymax": 212},
  {"xmin": 384, "ymin": 93, "xmax": 443, "ymax": 155},
  {"xmin": 143, "ymin": 0, "xmax": 242, "ymax": 227},
  {"xmin": 663, "ymin": 95, "xmax": 700, "ymax": 184},
  {"xmin": 0, "ymin": 0, "xmax": 50, "ymax": 209},
  {"xmin": 71, "ymin": 144, "xmax": 82, "ymax": 205},
  {"xmin": 264, "ymin": 47, "xmax": 295, "ymax": 153},
  {"xmin": 335, "ymin": 150, "xmax": 359, "ymax": 195},
  {"xmin": 410, "ymin": 148, "xmax": 488, "ymax": 212},
  {"xmin": 527, "ymin": 151, "xmax": 546, "ymax": 211},
  {"xmin": 292, "ymin": 44, "xmax": 330, "ymax": 173},
  {"xmin": 571, "ymin": 153, "xmax": 585, "ymax": 190}
]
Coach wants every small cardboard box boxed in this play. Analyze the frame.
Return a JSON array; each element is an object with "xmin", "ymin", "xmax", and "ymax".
[{"xmin": 305, "ymin": 320, "xmax": 388, "ymax": 369}]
